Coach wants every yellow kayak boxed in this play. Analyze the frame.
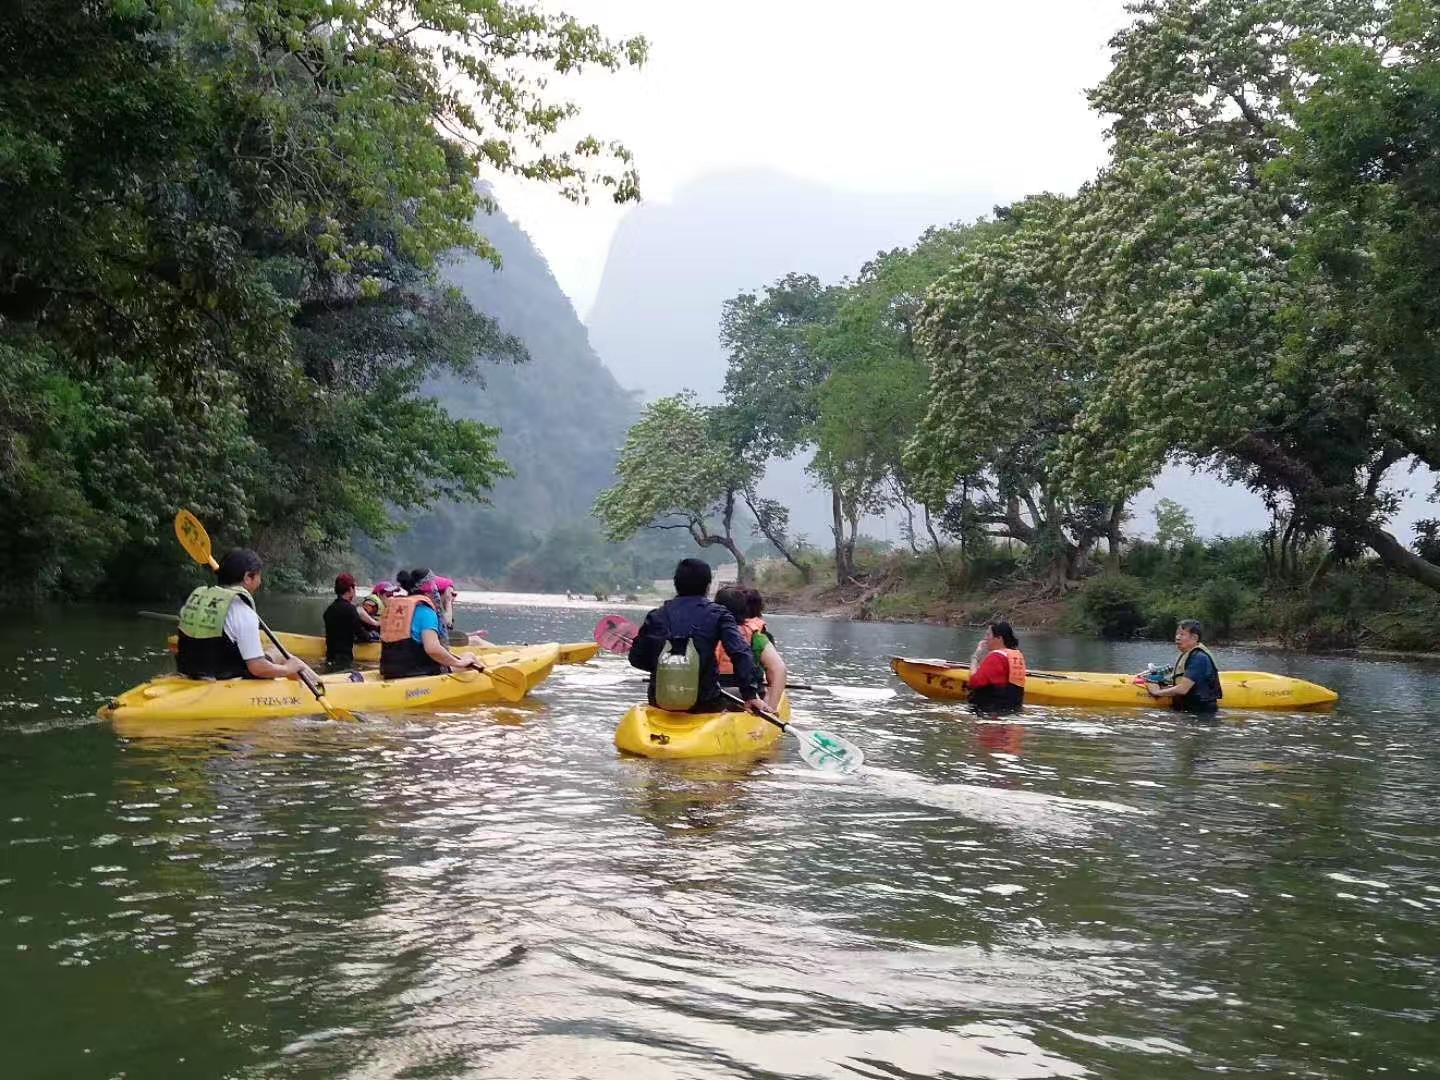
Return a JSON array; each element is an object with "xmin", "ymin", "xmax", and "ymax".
[
  {"xmin": 165, "ymin": 631, "xmax": 599, "ymax": 666},
  {"xmin": 101, "ymin": 644, "xmax": 560, "ymax": 725},
  {"xmin": 615, "ymin": 694, "xmax": 789, "ymax": 759},
  {"xmin": 890, "ymin": 656, "xmax": 1338, "ymax": 710}
]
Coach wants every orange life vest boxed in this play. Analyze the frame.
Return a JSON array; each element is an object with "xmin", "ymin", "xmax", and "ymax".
[
  {"xmin": 379, "ymin": 594, "xmax": 436, "ymax": 644},
  {"xmin": 715, "ymin": 616, "xmax": 766, "ymax": 675},
  {"xmin": 989, "ymin": 647, "xmax": 1027, "ymax": 686},
  {"xmin": 379, "ymin": 594, "xmax": 443, "ymax": 679}
]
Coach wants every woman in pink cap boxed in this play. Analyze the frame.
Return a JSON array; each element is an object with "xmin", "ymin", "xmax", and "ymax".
[{"xmin": 360, "ymin": 580, "xmax": 399, "ymax": 624}]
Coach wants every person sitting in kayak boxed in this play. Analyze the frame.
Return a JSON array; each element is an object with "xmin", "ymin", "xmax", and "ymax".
[
  {"xmin": 324, "ymin": 572, "xmax": 379, "ymax": 672},
  {"xmin": 360, "ymin": 580, "xmax": 399, "ymax": 624},
  {"xmin": 379, "ymin": 568, "xmax": 483, "ymax": 679},
  {"xmin": 175, "ymin": 548, "xmax": 315, "ymax": 682},
  {"xmin": 966, "ymin": 620, "xmax": 1026, "ymax": 713},
  {"xmin": 430, "ymin": 575, "xmax": 459, "ymax": 636},
  {"xmin": 1144, "ymin": 618, "xmax": 1222, "ymax": 713},
  {"xmin": 628, "ymin": 559, "xmax": 766, "ymax": 714},
  {"xmin": 714, "ymin": 585, "xmax": 788, "ymax": 712}
]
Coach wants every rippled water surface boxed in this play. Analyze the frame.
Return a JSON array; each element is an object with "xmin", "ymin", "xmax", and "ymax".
[{"xmin": 2, "ymin": 598, "xmax": 1437, "ymax": 1078}]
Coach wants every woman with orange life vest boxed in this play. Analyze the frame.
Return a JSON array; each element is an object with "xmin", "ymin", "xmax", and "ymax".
[
  {"xmin": 966, "ymin": 620, "xmax": 1026, "ymax": 713},
  {"xmin": 714, "ymin": 585, "xmax": 788, "ymax": 711},
  {"xmin": 378, "ymin": 568, "xmax": 483, "ymax": 679}
]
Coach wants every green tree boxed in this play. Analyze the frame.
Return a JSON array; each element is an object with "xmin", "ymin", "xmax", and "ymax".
[
  {"xmin": 720, "ymin": 274, "xmax": 865, "ymax": 581},
  {"xmin": 592, "ymin": 395, "xmax": 757, "ymax": 581},
  {"xmin": 812, "ymin": 227, "xmax": 979, "ymax": 582},
  {"xmin": 0, "ymin": 0, "xmax": 646, "ymax": 596},
  {"xmin": 910, "ymin": 196, "xmax": 1145, "ymax": 591},
  {"xmin": 1153, "ymin": 499, "xmax": 1198, "ymax": 551}
]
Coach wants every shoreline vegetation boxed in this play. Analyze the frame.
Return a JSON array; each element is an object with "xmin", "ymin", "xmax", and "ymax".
[{"xmin": 745, "ymin": 516, "xmax": 1440, "ymax": 658}]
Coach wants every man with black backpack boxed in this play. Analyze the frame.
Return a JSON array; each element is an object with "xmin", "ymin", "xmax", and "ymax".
[{"xmin": 629, "ymin": 559, "xmax": 767, "ymax": 714}]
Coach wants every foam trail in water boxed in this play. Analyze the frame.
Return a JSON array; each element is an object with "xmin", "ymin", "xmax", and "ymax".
[
  {"xmin": 816, "ymin": 685, "xmax": 896, "ymax": 702},
  {"xmin": 858, "ymin": 766, "xmax": 1149, "ymax": 837}
]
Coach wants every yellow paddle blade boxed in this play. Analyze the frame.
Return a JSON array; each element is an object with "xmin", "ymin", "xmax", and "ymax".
[
  {"xmin": 448, "ymin": 665, "xmax": 527, "ymax": 703},
  {"xmin": 486, "ymin": 664, "xmax": 528, "ymax": 703},
  {"xmin": 319, "ymin": 701, "xmax": 360, "ymax": 722},
  {"xmin": 174, "ymin": 509, "xmax": 217, "ymax": 570}
]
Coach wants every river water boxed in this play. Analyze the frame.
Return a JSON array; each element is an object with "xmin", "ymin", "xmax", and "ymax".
[{"xmin": 1, "ymin": 596, "xmax": 1436, "ymax": 1079}]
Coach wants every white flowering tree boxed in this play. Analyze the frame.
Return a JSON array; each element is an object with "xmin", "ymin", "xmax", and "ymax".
[{"xmin": 1055, "ymin": 0, "xmax": 1440, "ymax": 591}]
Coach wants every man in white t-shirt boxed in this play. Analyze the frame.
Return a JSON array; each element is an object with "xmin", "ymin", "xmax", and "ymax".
[{"xmin": 175, "ymin": 549, "xmax": 314, "ymax": 681}]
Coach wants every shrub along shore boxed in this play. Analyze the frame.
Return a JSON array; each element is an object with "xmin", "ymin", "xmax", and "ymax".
[{"xmin": 754, "ymin": 532, "xmax": 1440, "ymax": 656}]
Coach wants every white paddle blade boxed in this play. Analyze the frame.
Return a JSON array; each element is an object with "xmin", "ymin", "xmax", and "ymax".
[{"xmin": 792, "ymin": 727, "xmax": 864, "ymax": 775}]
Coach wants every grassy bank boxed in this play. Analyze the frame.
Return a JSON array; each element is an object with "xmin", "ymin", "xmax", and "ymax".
[{"xmin": 755, "ymin": 536, "xmax": 1440, "ymax": 654}]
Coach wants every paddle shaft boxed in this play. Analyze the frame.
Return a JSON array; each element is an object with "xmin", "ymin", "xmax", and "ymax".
[
  {"xmin": 717, "ymin": 689, "xmax": 864, "ymax": 775},
  {"xmin": 720, "ymin": 689, "xmax": 787, "ymax": 732}
]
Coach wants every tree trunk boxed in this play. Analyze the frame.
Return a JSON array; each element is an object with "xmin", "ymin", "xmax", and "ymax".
[
  {"xmin": 923, "ymin": 504, "xmax": 952, "ymax": 582},
  {"xmin": 1365, "ymin": 526, "xmax": 1440, "ymax": 592},
  {"xmin": 717, "ymin": 490, "xmax": 749, "ymax": 584},
  {"xmin": 1305, "ymin": 545, "xmax": 1334, "ymax": 591},
  {"xmin": 1105, "ymin": 499, "xmax": 1124, "ymax": 570},
  {"xmin": 740, "ymin": 491, "xmax": 812, "ymax": 583},
  {"xmin": 731, "ymin": 544, "xmax": 750, "ymax": 585},
  {"xmin": 831, "ymin": 486, "xmax": 853, "ymax": 584},
  {"xmin": 897, "ymin": 491, "xmax": 921, "ymax": 556}
]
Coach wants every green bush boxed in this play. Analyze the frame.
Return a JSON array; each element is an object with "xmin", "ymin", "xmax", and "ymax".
[
  {"xmin": 1198, "ymin": 576, "xmax": 1248, "ymax": 640},
  {"xmin": 1144, "ymin": 606, "xmax": 1180, "ymax": 641},
  {"xmin": 1079, "ymin": 574, "xmax": 1150, "ymax": 640},
  {"xmin": 1125, "ymin": 539, "xmax": 1167, "ymax": 578},
  {"xmin": 1364, "ymin": 613, "xmax": 1440, "ymax": 652},
  {"xmin": 1204, "ymin": 536, "xmax": 1268, "ymax": 587}
]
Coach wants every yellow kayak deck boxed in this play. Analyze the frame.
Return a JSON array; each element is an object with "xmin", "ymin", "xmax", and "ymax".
[
  {"xmin": 166, "ymin": 631, "xmax": 599, "ymax": 666},
  {"xmin": 615, "ymin": 694, "xmax": 789, "ymax": 759},
  {"xmin": 890, "ymin": 656, "xmax": 1338, "ymax": 710},
  {"xmin": 101, "ymin": 643, "xmax": 560, "ymax": 725}
]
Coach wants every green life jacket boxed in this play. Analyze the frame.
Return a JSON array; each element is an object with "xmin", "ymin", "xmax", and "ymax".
[
  {"xmin": 176, "ymin": 585, "xmax": 257, "ymax": 680},
  {"xmin": 178, "ymin": 584, "xmax": 255, "ymax": 639},
  {"xmin": 654, "ymin": 637, "xmax": 701, "ymax": 711}
]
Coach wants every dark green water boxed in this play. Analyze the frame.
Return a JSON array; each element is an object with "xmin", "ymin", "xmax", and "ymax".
[{"xmin": 1, "ymin": 597, "xmax": 1436, "ymax": 1079}]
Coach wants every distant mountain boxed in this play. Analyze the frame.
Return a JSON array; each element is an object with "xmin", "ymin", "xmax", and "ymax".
[
  {"xmin": 384, "ymin": 199, "xmax": 640, "ymax": 577},
  {"xmin": 585, "ymin": 168, "xmax": 995, "ymax": 537},
  {"xmin": 587, "ymin": 168, "xmax": 996, "ymax": 401}
]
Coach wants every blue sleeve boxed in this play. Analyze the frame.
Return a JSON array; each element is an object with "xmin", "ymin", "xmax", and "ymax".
[
  {"xmin": 1184, "ymin": 652, "xmax": 1214, "ymax": 683},
  {"xmin": 410, "ymin": 604, "xmax": 442, "ymax": 643},
  {"xmin": 628, "ymin": 608, "xmax": 665, "ymax": 672}
]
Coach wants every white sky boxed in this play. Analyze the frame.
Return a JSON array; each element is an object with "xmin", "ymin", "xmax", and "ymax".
[{"xmin": 490, "ymin": 0, "xmax": 1136, "ymax": 317}]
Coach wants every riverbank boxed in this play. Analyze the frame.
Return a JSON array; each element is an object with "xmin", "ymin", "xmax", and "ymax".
[
  {"xmin": 763, "ymin": 577, "xmax": 1069, "ymax": 631},
  {"xmin": 755, "ymin": 546, "xmax": 1440, "ymax": 656}
]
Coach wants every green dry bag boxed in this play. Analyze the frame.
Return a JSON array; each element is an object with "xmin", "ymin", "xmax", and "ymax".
[{"xmin": 654, "ymin": 637, "xmax": 701, "ymax": 711}]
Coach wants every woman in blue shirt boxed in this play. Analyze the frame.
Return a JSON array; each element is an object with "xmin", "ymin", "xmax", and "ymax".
[{"xmin": 378, "ymin": 568, "xmax": 482, "ymax": 679}]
